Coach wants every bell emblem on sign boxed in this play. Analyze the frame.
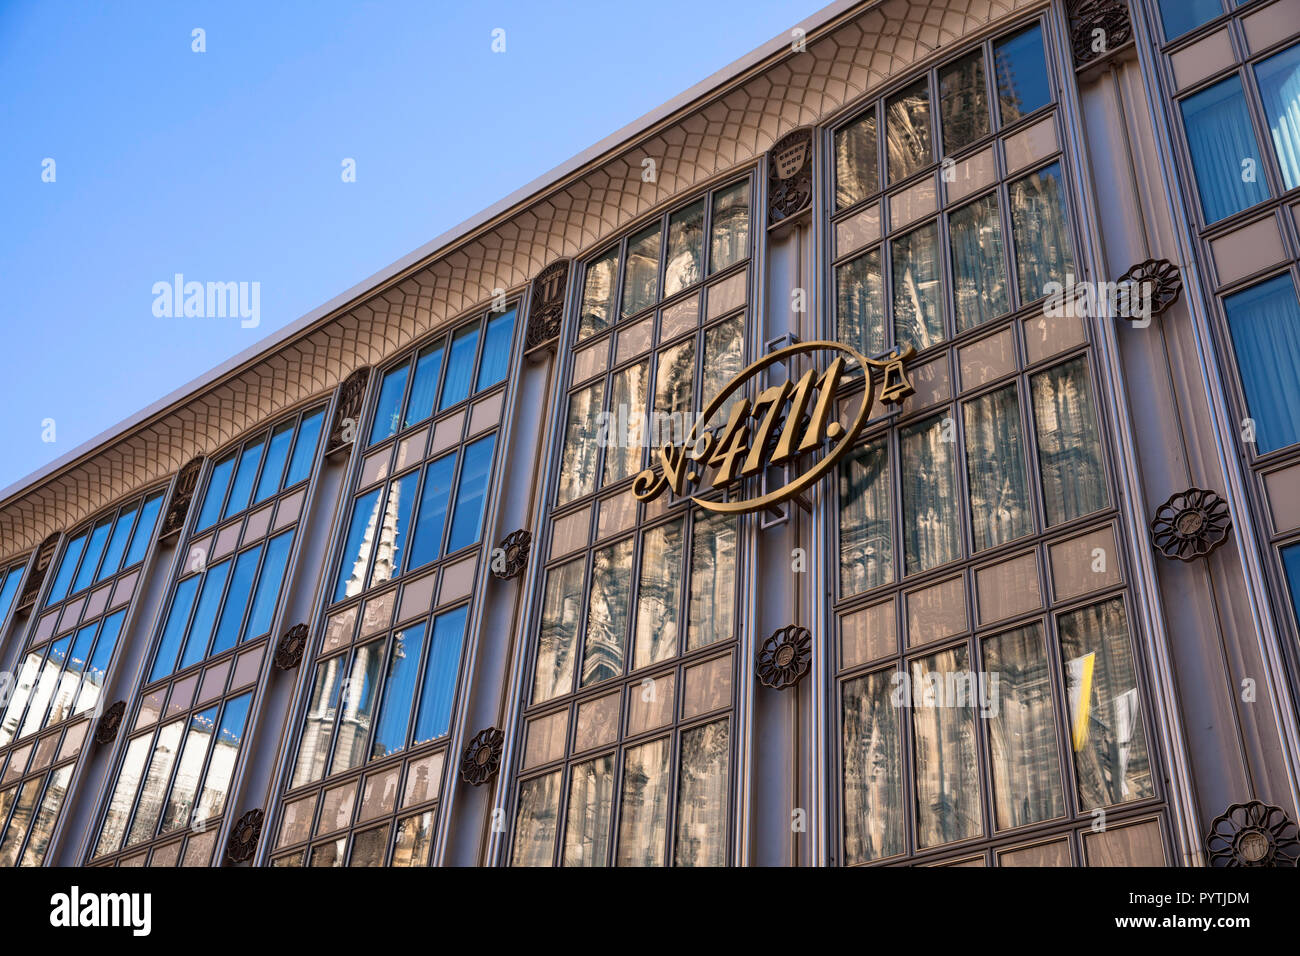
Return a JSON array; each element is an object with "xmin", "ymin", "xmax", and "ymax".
[{"xmin": 877, "ymin": 355, "xmax": 915, "ymax": 405}]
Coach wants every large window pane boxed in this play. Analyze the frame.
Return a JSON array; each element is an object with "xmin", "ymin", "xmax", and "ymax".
[
  {"xmin": 950, "ymin": 193, "xmax": 1008, "ymax": 331},
  {"xmin": 532, "ymin": 558, "xmax": 585, "ymax": 703},
  {"xmin": 413, "ymin": 605, "xmax": 467, "ymax": 743},
  {"xmin": 124, "ymin": 492, "xmax": 164, "ymax": 567},
  {"xmin": 371, "ymin": 622, "xmax": 427, "ymax": 759},
  {"xmin": 1282, "ymin": 542, "xmax": 1300, "ymax": 631},
  {"xmin": 1059, "ymin": 599, "xmax": 1155, "ymax": 809},
  {"xmin": 76, "ymin": 610, "xmax": 123, "ymax": 715},
  {"xmin": 616, "ymin": 736, "xmax": 671, "ymax": 866},
  {"xmin": 911, "ymin": 646, "xmax": 982, "ymax": 847},
  {"xmin": 563, "ymin": 755, "xmax": 615, "ymax": 867},
  {"xmin": 603, "ymin": 362, "xmax": 647, "ymax": 486},
  {"xmin": 1031, "ymin": 357, "xmax": 1108, "ymax": 525},
  {"xmin": 95, "ymin": 735, "xmax": 151, "ymax": 856},
  {"xmin": 223, "ymin": 438, "xmax": 266, "ymax": 520},
  {"xmin": 701, "ymin": 315, "xmax": 744, "ymax": 431},
  {"xmin": 211, "ymin": 544, "xmax": 263, "ymax": 655},
  {"xmin": 1255, "ymin": 44, "xmax": 1300, "ymax": 191},
  {"xmin": 20, "ymin": 764, "xmax": 73, "ymax": 866},
  {"xmin": 892, "ymin": 222, "xmax": 943, "ymax": 351},
  {"xmin": 1158, "ymin": 0, "xmax": 1224, "ymax": 40},
  {"xmin": 964, "ymin": 384, "xmax": 1033, "ymax": 550},
  {"xmin": 126, "ymin": 720, "xmax": 185, "ymax": 847},
  {"xmin": 195, "ymin": 692, "xmax": 250, "ymax": 822},
  {"xmin": 44, "ymin": 531, "xmax": 86, "ymax": 607},
  {"xmin": 368, "ymin": 364, "xmax": 410, "ymax": 446},
  {"xmin": 71, "ymin": 518, "xmax": 112, "ymax": 596},
  {"xmin": 674, "ymin": 719, "xmax": 729, "ymax": 867},
  {"xmin": 983, "ymin": 624, "xmax": 1064, "ymax": 829},
  {"xmin": 329, "ymin": 640, "xmax": 385, "ymax": 776},
  {"xmin": 292, "ymin": 656, "xmax": 346, "ymax": 788},
  {"xmin": 160, "ymin": 706, "xmax": 218, "ymax": 834},
  {"xmin": 633, "ymin": 520, "xmax": 684, "ymax": 669},
  {"xmin": 687, "ymin": 513, "xmax": 737, "ymax": 651},
  {"xmin": 1010, "ymin": 161, "xmax": 1075, "ymax": 305},
  {"xmin": 663, "ymin": 199, "xmax": 704, "ymax": 297},
  {"xmin": 1180, "ymin": 75, "xmax": 1270, "ymax": 224},
  {"xmin": 408, "ymin": 453, "xmax": 457, "ymax": 569},
  {"xmin": 284, "ymin": 409, "xmax": 324, "ymax": 487},
  {"xmin": 840, "ymin": 438, "xmax": 893, "ymax": 595},
  {"xmin": 622, "ymin": 225, "xmax": 661, "ymax": 318},
  {"xmin": 940, "ymin": 49, "xmax": 989, "ymax": 155},
  {"xmin": 835, "ymin": 112, "xmax": 879, "ymax": 209},
  {"xmin": 476, "ymin": 308, "xmax": 516, "ymax": 390},
  {"xmin": 1223, "ymin": 267, "xmax": 1300, "ymax": 455},
  {"xmin": 0, "ymin": 779, "xmax": 40, "ymax": 866},
  {"xmin": 446, "ymin": 434, "xmax": 495, "ymax": 553},
  {"xmin": 195, "ymin": 455, "xmax": 234, "ymax": 532},
  {"xmin": 243, "ymin": 529, "xmax": 294, "ymax": 642},
  {"xmin": 653, "ymin": 340, "xmax": 695, "ymax": 439},
  {"xmin": 512, "ymin": 771, "xmax": 561, "ymax": 866},
  {"xmin": 994, "ymin": 24, "xmax": 1051, "ymax": 125},
  {"xmin": 579, "ymin": 250, "xmax": 619, "ymax": 341},
  {"xmin": 333, "ymin": 488, "xmax": 383, "ymax": 603},
  {"xmin": 438, "ymin": 324, "xmax": 480, "ymax": 411},
  {"xmin": 582, "ymin": 539, "xmax": 633, "ymax": 686},
  {"xmin": 254, "ymin": 422, "xmax": 294, "ymax": 504},
  {"xmin": 151, "ymin": 575, "xmax": 200, "ymax": 682},
  {"xmin": 886, "ymin": 78, "xmax": 932, "ymax": 183},
  {"xmin": 842, "ymin": 669, "xmax": 904, "ymax": 863},
  {"xmin": 836, "ymin": 249, "xmax": 885, "ymax": 356},
  {"xmin": 557, "ymin": 383, "xmax": 605, "ymax": 505},
  {"xmin": 901, "ymin": 415, "xmax": 960, "ymax": 573},
  {"xmin": 709, "ymin": 181, "xmax": 749, "ymax": 274},
  {"xmin": 178, "ymin": 560, "xmax": 232, "ymax": 671},
  {"xmin": 405, "ymin": 344, "xmax": 445, "ymax": 428},
  {"xmin": 370, "ymin": 472, "xmax": 417, "ymax": 586}
]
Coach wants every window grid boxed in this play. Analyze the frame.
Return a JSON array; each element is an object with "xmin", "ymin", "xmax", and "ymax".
[
  {"xmin": 0, "ymin": 559, "xmax": 30, "ymax": 636},
  {"xmin": 0, "ymin": 716, "xmax": 90, "ymax": 866}
]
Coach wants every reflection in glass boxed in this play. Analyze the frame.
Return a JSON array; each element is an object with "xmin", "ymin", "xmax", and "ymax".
[
  {"xmin": 901, "ymin": 415, "xmax": 960, "ymax": 573},
  {"xmin": 532, "ymin": 558, "xmax": 585, "ymax": 703},
  {"xmin": 195, "ymin": 456, "xmax": 234, "ymax": 532},
  {"xmin": 1256, "ymin": 44, "xmax": 1300, "ymax": 191},
  {"xmin": 254, "ymin": 422, "xmax": 294, "ymax": 504},
  {"xmin": 45, "ymin": 531, "xmax": 87, "ymax": 607},
  {"xmin": 243, "ymin": 530, "xmax": 293, "ymax": 642},
  {"xmin": 835, "ymin": 112, "xmax": 878, "ymax": 209},
  {"xmin": 196, "ymin": 693, "xmax": 250, "ymax": 822},
  {"xmin": 19, "ymin": 765, "xmax": 72, "ymax": 866},
  {"xmin": 654, "ymin": 340, "xmax": 695, "ymax": 448},
  {"xmin": 512, "ymin": 771, "xmax": 561, "ymax": 866},
  {"xmin": 329, "ymin": 641, "xmax": 384, "ymax": 776},
  {"xmin": 447, "ymin": 434, "xmax": 496, "ymax": 552},
  {"xmin": 349, "ymin": 825, "xmax": 390, "ymax": 866},
  {"xmin": 211, "ymin": 545, "xmax": 262, "ymax": 655},
  {"xmin": 702, "ymin": 315, "xmax": 744, "ymax": 431},
  {"xmin": 893, "ymin": 221, "xmax": 943, "ymax": 352},
  {"xmin": 371, "ymin": 623, "xmax": 427, "ymax": 759},
  {"xmin": 369, "ymin": 364, "xmax": 410, "ymax": 446},
  {"xmin": 940, "ymin": 49, "xmax": 989, "ymax": 155},
  {"xmin": 1060, "ymin": 599, "xmax": 1154, "ymax": 810},
  {"xmin": 674, "ymin": 719, "xmax": 729, "ymax": 866},
  {"xmin": 408, "ymin": 453, "xmax": 457, "ymax": 568},
  {"xmin": 664, "ymin": 199, "xmax": 704, "ymax": 297},
  {"xmin": 563, "ymin": 755, "xmax": 614, "ymax": 866},
  {"xmin": 438, "ymin": 324, "xmax": 480, "ymax": 412},
  {"xmin": 840, "ymin": 438, "xmax": 892, "ymax": 595},
  {"xmin": 994, "ymin": 24, "xmax": 1051, "ymax": 124},
  {"xmin": 603, "ymin": 362, "xmax": 647, "ymax": 486},
  {"xmin": 709, "ymin": 181, "xmax": 749, "ymax": 274},
  {"xmin": 1157, "ymin": 0, "xmax": 1222, "ymax": 42},
  {"xmin": 1031, "ymin": 357, "xmax": 1107, "ymax": 525},
  {"xmin": 151, "ymin": 576, "xmax": 198, "ymax": 681},
  {"xmin": 292, "ymin": 657, "xmax": 346, "ymax": 787},
  {"xmin": 126, "ymin": 720, "xmax": 185, "ymax": 847},
  {"xmin": 983, "ymin": 624, "xmax": 1064, "ymax": 829},
  {"xmin": 1223, "ymin": 273, "xmax": 1300, "ymax": 453},
  {"xmin": 842, "ymin": 669, "xmax": 903, "ymax": 863},
  {"xmin": 413, "ymin": 605, "xmax": 467, "ymax": 744},
  {"xmin": 634, "ymin": 520, "xmax": 684, "ymax": 669},
  {"xmin": 1010, "ymin": 162, "xmax": 1074, "ymax": 305},
  {"xmin": 622, "ymin": 225, "xmax": 661, "ymax": 318},
  {"xmin": 160, "ymin": 706, "xmax": 218, "ymax": 834},
  {"xmin": 579, "ymin": 250, "xmax": 619, "ymax": 340},
  {"xmin": 964, "ymin": 384, "xmax": 1032, "ymax": 551},
  {"xmin": 405, "ymin": 344, "xmax": 445, "ymax": 427},
  {"xmin": 476, "ymin": 308, "xmax": 516, "ymax": 390},
  {"xmin": 285, "ymin": 409, "xmax": 324, "ymax": 487},
  {"xmin": 886, "ymin": 78, "xmax": 932, "ymax": 183},
  {"xmin": 178, "ymin": 560, "xmax": 232, "ymax": 671},
  {"xmin": 0, "ymin": 654, "xmax": 40, "ymax": 747},
  {"xmin": 617, "ymin": 737, "xmax": 671, "ymax": 866},
  {"xmin": 223, "ymin": 439, "xmax": 265, "ymax": 520},
  {"xmin": 0, "ymin": 778, "xmax": 40, "ymax": 866},
  {"xmin": 687, "ymin": 513, "xmax": 737, "ymax": 651},
  {"xmin": 557, "ymin": 383, "xmax": 605, "ymax": 504},
  {"xmin": 97, "ymin": 504, "xmax": 139, "ymax": 582},
  {"xmin": 949, "ymin": 193, "xmax": 1007, "ymax": 331},
  {"xmin": 582, "ymin": 540, "xmax": 633, "ymax": 686},
  {"xmin": 71, "ymin": 519, "xmax": 111, "ymax": 595},
  {"xmin": 837, "ymin": 249, "xmax": 885, "ymax": 356},
  {"xmin": 912, "ymin": 646, "xmax": 982, "ymax": 847},
  {"xmin": 95, "ymin": 734, "xmax": 151, "ymax": 856},
  {"xmin": 392, "ymin": 811, "xmax": 434, "ymax": 866}
]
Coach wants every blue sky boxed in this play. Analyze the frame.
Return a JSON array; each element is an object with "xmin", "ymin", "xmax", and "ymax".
[{"xmin": 0, "ymin": 0, "xmax": 819, "ymax": 491}]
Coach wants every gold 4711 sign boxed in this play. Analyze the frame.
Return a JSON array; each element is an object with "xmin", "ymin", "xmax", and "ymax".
[{"xmin": 632, "ymin": 340, "xmax": 914, "ymax": 515}]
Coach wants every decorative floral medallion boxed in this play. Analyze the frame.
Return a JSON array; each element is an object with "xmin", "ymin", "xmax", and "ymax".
[
  {"xmin": 757, "ymin": 625, "xmax": 812, "ymax": 690},
  {"xmin": 460, "ymin": 727, "xmax": 505, "ymax": 786},
  {"xmin": 1067, "ymin": 0, "xmax": 1133, "ymax": 69},
  {"xmin": 492, "ymin": 529, "xmax": 532, "ymax": 580},
  {"xmin": 94, "ymin": 700, "xmax": 127, "ymax": 746},
  {"xmin": 225, "ymin": 808, "xmax": 265, "ymax": 864},
  {"xmin": 1115, "ymin": 258, "xmax": 1182, "ymax": 322},
  {"xmin": 1205, "ymin": 801, "xmax": 1300, "ymax": 867},
  {"xmin": 1150, "ymin": 488, "xmax": 1231, "ymax": 561},
  {"xmin": 274, "ymin": 623, "xmax": 310, "ymax": 670}
]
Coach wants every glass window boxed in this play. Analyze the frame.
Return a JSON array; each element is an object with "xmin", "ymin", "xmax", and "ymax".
[
  {"xmin": 686, "ymin": 513, "xmax": 737, "ymax": 652},
  {"xmin": 0, "ymin": 563, "xmax": 24, "ymax": 623},
  {"xmin": 532, "ymin": 558, "xmax": 585, "ymax": 703},
  {"xmin": 1032, "ymin": 357, "xmax": 1108, "ymax": 525},
  {"xmin": 1180, "ymin": 75, "xmax": 1271, "ymax": 224},
  {"xmin": 369, "ymin": 364, "xmax": 409, "ymax": 446},
  {"xmin": 901, "ymin": 415, "xmax": 960, "ymax": 573},
  {"xmin": 152, "ymin": 575, "xmax": 200, "ymax": 682},
  {"xmin": 709, "ymin": 181, "xmax": 749, "ymax": 275},
  {"xmin": 438, "ymin": 324, "xmax": 480, "ymax": 412},
  {"xmin": 1158, "ymin": 0, "xmax": 1224, "ymax": 40},
  {"xmin": 964, "ymin": 384, "xmax": 1033, "ymax": 550},
  {"xmin": 1255, "ymin": 44, "xmax": 1300, "ymax": 191},
  {"xmin": 579, "ymin": 250, "xmax": 619, "ymax": 341},
  {"xmin": 1010, "ymin": 161, "xmax": 1075, "ymax": 305},
  {"xmin": 835, "ymin": 112, "xmax": 879, "ymax": 209},
  {"xmin": 603, "ymin": 362, "xmax": 647, "ymax": 486},
  {"xmin": 195, "ymin": 455, "xmax": 235, "ymax": 531},
  {"xmin": 330, "ymin": 639, "xmax": 385, "ymax": 776},
  {"xmin": 557, "ymin": 383, "xmax": 604, "ymax": 505},
  {"xmin": 1223, "ymin": 273, "xmax": 1300, "ymax": 454},
  {"xmin": 840, "ymin": 439, "xmax": 892, "ymax": 595},
  {"xmin": 211, "ymin": 544, "xmax": 263, "ymax": 655},
  {"xmin": 886, "ymin": 78, "xmax": 932, "ymax": 182},
  {"xmin": 674, "ymin": 719, "xmax": 729, "ymax": 866},
  {"xmin": 244, "ymin": 530, "xmax": 294, "ymax": 642},
  {"xmin": 993, "ymin": 24, "xmax": 1051, "ymax": 125},
  {"xmin": 124, "ymin": 492, "xmax": 164, "ymax": 568},
  {"xmin": 892, "ymin": 221, "xmax": 943, "ymax": 351},
  {"xmin": 370, "ymin": 472, "xmax": 418, "ymax": 588},
  {"xmin": 1282, "ymin": 542, "xmax": 1300, "ymax": 629},
  {"xmin": 44, "ymin": 531, "xmax": 86, "ymax": 608},
  {"xmin": 334, "ymin": 488, "xmax": 383, "ymax": 603},
  {"xmin": 836, "ymin": 249, "xmax": 885, "ymax": 356},
  {"xmin": 446, "ymin": 434, "xmax": 495, "ymax": 553},
  {"xmin": 412, "ymin": 606, "xmax": 467, "ymax": 744},
  {"xmin": 939, "ymin": 49, "xmax": 989, "ymax": 155},
  {"xmin": 254, "ymin": 422, "xmax": 295, "ymax": 505},
  {"xmin": 664, "ymin": 199, "xmax": 704, "ymax": 297},
  {"xmin": 842, "ymin": 669, "xmax": 904, "ymax": 863},
  {"xmin": 911, "ymin": 646, "xmax": 982, "ymax": 847},
  {"xmin": 633, "ymin": 520, "xmax": 685, "ymax": 669},
  {"xmin": 406, "ymin": 344, "xmax": 445, "ymax": 427},
  {"xmin": 99, "ymin": 511, "xmax": 142, "ymax": 586},
  {"xmin": 371, "ymin": 622, "xmax": 427, "ymax": 760},
  {"xmin": 223, "ymin": 438, "xmax": 266, "ymax": 520},
  {"xmin": 581, "ymin": 539, "xmax": 633, "ymax": 687},
  {"xmin": 70, "ymin": 518, "xmax": 112, "ymax": 596},
  {"xmin": 476, "ymin": 308, "xmax": 516, "ymax": 390},
  {"xmin": 512, "ymin": 771, "xmax": 561, "ymax": 866},
  {"xmin": 621, "ymin": 225, "xmax": 661, "ymax": 319},
  {"xmin": 408, "ymin": 453, "xmax": 457, "ymax": 569},
  {"xmin": 177, "ymin": 560, "xmax": 232, "ymax": 671},
  {"xmin": 616, "ymin": 736, "xmax": 672, "ymax": 866},
  {"xmin": 563, "ymin": 755, "xmax": 615, "ymax": 867},
  {"xmin": 284, "ymin": 409, "xmax": 324, "ymax": 487},
  {"xmin": 949, "ymin": 193, "xmax": 1008, "ymax": 331}
]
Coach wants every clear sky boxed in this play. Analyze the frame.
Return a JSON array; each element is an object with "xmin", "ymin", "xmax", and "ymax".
[{"xmin": 1, "ymin": 0, "xmax": 821, "ymax": 491}]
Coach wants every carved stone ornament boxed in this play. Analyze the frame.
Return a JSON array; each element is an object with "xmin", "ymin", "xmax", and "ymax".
[
  {"xmin": 1114, "ymin": 258, "xmax": 1182, "ymax": 323},
  {"xmin": 525, "ymin": 259, "xmax": 569, "ymax": 353},
  {"xmin": 460, "ymin": 727, "xmax": 504, "ymax": 786},
  {"xmin": 768, "ymin": 128, "xmax": 813, "ymax": 226},
  {"xmin": 15, "ymin": 533, "xmax": 59, "ymax": 614},
  {"xmin": 274, "ymin": 623, "xmax": 310, "ymax": 670},
  {"xmin": 326, "ymin": 367, "xmax": 370, "ymax": 456},
  {"xmin": 757, "ymin": 625, "xmax": 813, "ymax": 690},
  {"xmin": 160, "ymin": 457, "xmax": 204, "ymax": 540},
  {"xmin": 225, "ymin": 808, "xmax": 265, "ymax": 864},
  {"xmin": 491, "ymin": 529, "xmax": 532, "ymax": 580},
  {"xmin": 94, "ymin": 700, "xmax": 127, "ymax": 746},
  {"xmin": 1067, "ymin": 0, "xmax": 1133, "ymax": 70},
  {"xmin": 1150, "ymin": 488, "xmax": 1231, "ymax": 561},
  {"xmin": 1205, "ymin": 800, "xmax": 1300, "ymax": 867}
]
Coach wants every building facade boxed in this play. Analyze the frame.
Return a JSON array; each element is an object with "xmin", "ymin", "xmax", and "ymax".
[{"xmin": 2, "ymin": 0, "xmax": 1299, "ymax": 868}]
